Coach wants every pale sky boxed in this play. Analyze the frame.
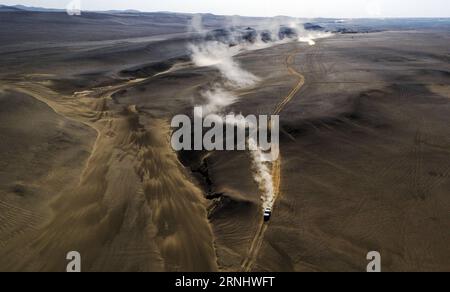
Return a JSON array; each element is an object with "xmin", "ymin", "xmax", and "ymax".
[{"xmin": 2, "ymin": 0, "xmax": 450, "ymax": 18}]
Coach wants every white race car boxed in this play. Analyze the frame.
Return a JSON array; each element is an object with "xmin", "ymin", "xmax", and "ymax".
[{"xmin": 263, "ymin": 208, "xmax": 272, "ymax": 222}]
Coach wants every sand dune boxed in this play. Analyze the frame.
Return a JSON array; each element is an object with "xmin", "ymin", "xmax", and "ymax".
[
  {"xmin": 0, "ymin": 12, "xmax": 449, "ymax": 272},
  {"xmin": 0, "ymin": 75, "xmax": 217, "ymax": 271}
]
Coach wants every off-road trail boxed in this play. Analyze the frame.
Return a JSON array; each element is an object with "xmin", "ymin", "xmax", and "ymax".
[{"xmin": 241, "ymin": 47, "xmax": 306, "ymax": 272}]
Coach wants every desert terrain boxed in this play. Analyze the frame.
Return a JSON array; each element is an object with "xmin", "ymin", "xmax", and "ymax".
[{"xmin": 0, "ymin": 8, "xmax": 449, "ymax": 271}]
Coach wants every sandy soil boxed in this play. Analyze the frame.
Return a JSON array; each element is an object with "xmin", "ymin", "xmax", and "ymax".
[{"xmin": 0, "ymin": 12, "xmax": 449, "ymax": 271}]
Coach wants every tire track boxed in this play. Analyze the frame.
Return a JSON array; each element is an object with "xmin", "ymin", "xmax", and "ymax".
[{"xmin": 241, "ymin": 47, "xmax": 306, "ymax": 272}]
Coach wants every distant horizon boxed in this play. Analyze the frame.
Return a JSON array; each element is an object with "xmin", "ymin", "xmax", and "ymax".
[
  {"xmin": 1, "ymin": 4, "xmax": 450, "ymax": 19},
  {"xmin": 3, "ymin": 6, "xmax": 450, "ymax": 20},
  {"xmin": 1, "ymin": 0, "xmax": 450, "ymax": 18}
]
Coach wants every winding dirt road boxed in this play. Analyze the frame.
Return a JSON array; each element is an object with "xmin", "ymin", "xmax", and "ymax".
[{"xmin": 241, "ymin": 48, "xmax": 306, "ymax": 272}]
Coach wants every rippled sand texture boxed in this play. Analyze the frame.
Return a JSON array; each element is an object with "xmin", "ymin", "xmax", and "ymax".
[
  {"xmin": 0, "ymin": 80, "xmax": 217, "ymax": 271},
  {"xmin": 1, "ymin": 12, "xmax": 449, "ymax": 271}
]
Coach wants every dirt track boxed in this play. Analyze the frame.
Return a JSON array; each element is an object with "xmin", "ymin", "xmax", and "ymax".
[{"xmin": 241, "ymin": 48, "xmax": 307, "ymax": 272}]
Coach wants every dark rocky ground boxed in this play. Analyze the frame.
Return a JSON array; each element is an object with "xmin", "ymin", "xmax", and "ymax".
[{"xmin": 0, "ymin": 10, "xmax": 449, "ymax": 271}]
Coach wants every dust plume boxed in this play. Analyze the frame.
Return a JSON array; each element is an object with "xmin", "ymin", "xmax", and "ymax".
[
  {"xmin": 189, "ymin": 34, "xmax": 276, "ymax": 213},
  {"xmin": 188, "ymin": 42, "xmax": 259, "ymax": 88},
  {"xmin": 248, "ymin": 137, "xmax": 276, "ymax": 210},
  {"xmin": 199, "ymin": 86, "xmax": 238, "ymax": 116},
  {"xmin": 298, "ymin": 31, "xmax": 333, "ymax": 45},
  {"xmin": 188, "ymin": 17, "xmax": 330, "ymax": 213},
  {"xmin": 189, "ymin": 14, "xmax": 204, "ymax": 33}
]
